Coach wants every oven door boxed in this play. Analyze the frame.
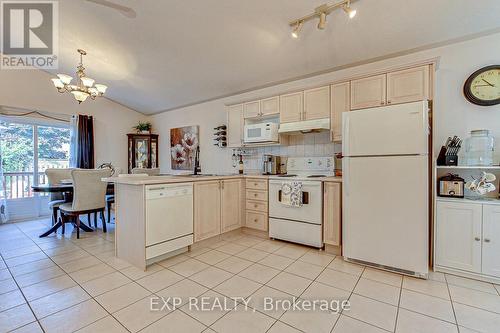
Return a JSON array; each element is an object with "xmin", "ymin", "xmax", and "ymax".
[{"xmin": 269, "ymin": 180, "xmax": 322, "ymax": 224}]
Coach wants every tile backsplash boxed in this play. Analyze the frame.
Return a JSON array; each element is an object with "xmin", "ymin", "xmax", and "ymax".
[{"xmin": 233, "ymin": 132, "xmax": 341, "ymax": 173}]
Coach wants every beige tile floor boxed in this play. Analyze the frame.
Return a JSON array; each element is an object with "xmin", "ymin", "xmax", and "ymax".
[{"xmin": 1, "ymin": 218, "xmax": 500, "ymax": 332}]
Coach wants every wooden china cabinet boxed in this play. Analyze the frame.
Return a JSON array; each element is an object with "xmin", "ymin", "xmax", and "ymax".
[{"xmin": 127, "ymin": 133, "xmax": 159, "ymax": 173}]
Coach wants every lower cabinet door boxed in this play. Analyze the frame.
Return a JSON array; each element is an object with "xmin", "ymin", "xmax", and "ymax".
[
  {"xmin": 482, "ymin": 204, "xmax": 500, "ymax": 277},
  {"xmin": 221, "ymin": 179, "xmax": 243, "ymax": 233},
  {"xmin": 323, "ymin": 182, "xmax": 342, "ymax": 246},
  {"xmin": 435, "ymin": 201, "xmax": 482, "ymax": 273},
  {"xmin": 194, "ymin": 181, "xmax": 221, "ymax": 242}
]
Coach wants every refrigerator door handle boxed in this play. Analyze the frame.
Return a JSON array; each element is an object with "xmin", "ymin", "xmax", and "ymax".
[
  {"xmin": 343, "ymin": 114, "xmax": 350, "ymax": 156},
  {"xmin": 344, "ymin": 158, "xmax": 349, "ymax": 196},
  {"xmin": 423, "ymin": 106, "xmax": 429, "ymax": 135}
]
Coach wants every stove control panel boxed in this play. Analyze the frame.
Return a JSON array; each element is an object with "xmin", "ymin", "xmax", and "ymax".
[{"xmin": 287, "ymin": 157, "xmax": 334, "ymax": 173}]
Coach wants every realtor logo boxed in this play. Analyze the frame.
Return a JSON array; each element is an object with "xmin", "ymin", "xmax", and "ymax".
[{"xmin": 1, "ymin": 0, "xmax": 58, "ymax": 69}]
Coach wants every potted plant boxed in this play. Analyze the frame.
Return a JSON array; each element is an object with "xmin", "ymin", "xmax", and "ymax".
[{"xmin": 133, "ymin": 121, "xmax": 152, "ymax": 134}]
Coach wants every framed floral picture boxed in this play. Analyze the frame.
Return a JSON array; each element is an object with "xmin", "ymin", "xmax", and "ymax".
[{"xmin": 170, "ymin": 125, "xmax": 199, "ymax": 170}]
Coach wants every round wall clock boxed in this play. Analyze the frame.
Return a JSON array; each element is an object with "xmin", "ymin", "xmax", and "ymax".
[{"xmin": 463, "ymin": 65, "xmax": 500, "ymax": 106}]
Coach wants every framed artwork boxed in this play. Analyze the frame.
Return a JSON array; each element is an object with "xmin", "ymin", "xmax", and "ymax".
[{"xmin": 170, "ymin": 125, "xmax": 199, "ymax": 170}]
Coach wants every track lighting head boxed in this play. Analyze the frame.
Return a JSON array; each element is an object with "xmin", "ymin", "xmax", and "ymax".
[
  {"xmin": 317, "ymin": 12, "xmax": 327, "ymax": 30},
  {"xmin": 291, "ymin": 21, "xmax": 303, "ymax": 38},
  {"xmin": 343, "ymin": 0, "xmax": 357, "ymax": 18}
]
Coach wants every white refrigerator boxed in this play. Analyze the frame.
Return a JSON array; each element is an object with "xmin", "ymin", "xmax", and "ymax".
[{"xmin": 342, "ymin": 101, "xmax": 429, "ymax": 278}]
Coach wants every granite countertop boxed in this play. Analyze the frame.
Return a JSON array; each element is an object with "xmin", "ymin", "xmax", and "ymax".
[{"xmin": 104, "ymin": 174, "xmax": 342, "ymax": 185}]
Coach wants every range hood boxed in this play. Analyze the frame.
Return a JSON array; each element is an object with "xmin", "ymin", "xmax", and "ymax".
[{"xmin": 278, "ymin": 118, "xmax": 330, "ymax": 134}]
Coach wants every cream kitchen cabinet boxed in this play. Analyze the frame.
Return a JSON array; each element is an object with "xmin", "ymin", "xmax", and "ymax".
[
  {"xmin": 221, "ymin": 179, "xmax": 243, "ymax": 233},
  {"xmin": 350, "ymin": 74, "xmax": 387, "ymax": 110},
  {"xmin": 227, "ymin": 104, "xmax": 243, "ymax": 148},
  {"xmin": 304, "ymin": 86, "xmax": 330, "ymax": 120},
  {"xmin": 436, "ymin": 201, "xmax": 482, "ymax": 273},
  {"xmin": 323, "ymin": 182, "xmax": 342, "ymax": 246},
  {"xmin": 279, "ymin": 91, "xmax": 303, "ymax": 123},
  {"xmin": 387, "ymin": 66, "xmax": 430, "ymax": 105},
  {"xmin": 482, "ymin": 204, "xmax": 500, "ymax": 277},
  {"xmin": 260, "ymin": 96, "xmax": 280, "ymax": 116},
  {"xmin": 194, "ymin": 179, "xmax": 244, "ymax": 241},
  {"xmin": 244, "ymin": 178, "xmax": 268, "ymax": 231},
  {"xmin": 330, "ymin": 82, "xmax": 350, "ymax": 142},
  {"xmin": 194, "ymin": 181, "xmax": 221, "ymax": 242},
  {"xmin": 243, "ymin": 100, "xmax": 261, "ymax": 118},
  {"xmin": 435, "ymin": 200, "xmax": 500, "ymax": 281}
]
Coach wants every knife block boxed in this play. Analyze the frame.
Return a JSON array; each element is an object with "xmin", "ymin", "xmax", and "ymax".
[
  {"xmin": 445, "ymin": 155, "xmax": 458, "ymax": 166},
  {"xmin": 437, "ymin": 146, "xmax": 458, "ymax": 166}
]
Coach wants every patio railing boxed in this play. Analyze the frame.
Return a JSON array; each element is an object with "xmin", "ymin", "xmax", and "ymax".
[{"xmin": 2, "ymin": 172, "xmax": 49, "ymax": 199}]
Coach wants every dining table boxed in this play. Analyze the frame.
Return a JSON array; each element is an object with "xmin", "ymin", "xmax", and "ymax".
[{"xmin": 32, "ymin": 182, "xmax": 114, "ymax": 238}]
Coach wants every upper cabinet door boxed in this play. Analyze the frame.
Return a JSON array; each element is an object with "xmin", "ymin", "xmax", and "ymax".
[
  {"xmin": 243, "ymin": 101, "xmax": 261, "ymax": 118},
  {"xmin": 227, "ymin": 104, "xmax": 243, "ymax": 148},
  {"xmin": 435, "ymin": 201, "xmax": 482, "ymax": 273},
  {"xmin": 482, "ymin": 204, "xmax": 500, "ymax": 277},
  {"xmin": 304, "ymin": 86, "xmax": 330, "ymax": 120},
  {"xmin": 350, "ymin": 74, "xmax": 387, "ymax": 110},
  {"xmin": 280, "ymin": 91, "xmax": 303, "ymax": 123},
  {"xmin": 260, "ymin": 96, "xmax": 280, "ymax": 116},
  {"xmin": 387, "ymin": 66, "xmax": 430, "ymax": 105},
  {"xmin": 331, "ymin": 82, "xmax": 350, "ymax": 142}
]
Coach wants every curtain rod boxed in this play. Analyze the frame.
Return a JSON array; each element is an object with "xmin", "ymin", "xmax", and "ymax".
[{"xmin": 0, "ymin": 105, "xmax": 70, "ymax": 123}]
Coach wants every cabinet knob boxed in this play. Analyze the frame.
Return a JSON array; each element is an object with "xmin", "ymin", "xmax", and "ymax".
[
  {"xmin": 254, "ymin": 219, "xmax": 258, "ymax": 222},
  {"xmin": 387, "ymin": 100, "xmax": 392, "ymax": 104},
  {"xmin": 380, "ymin": 102, "xmax": 385, "ymax": 105},
  {"xmin": 254, "ymin": 204, "xmax": 258, "ymax": 208},
  {"xmin": 484, "ymin": 238, "xmax": 491, "ymax": 243},
  {"xmin": 254, "ymin": 183, "xmax": 258, "ymax": 186},
  {"xmin": 254, "ymin": 193, "xmax": 258, "ymax": 197},
  {"xmin": 474, "ymin": 237, "xmax": 481, "ymax": 241}
]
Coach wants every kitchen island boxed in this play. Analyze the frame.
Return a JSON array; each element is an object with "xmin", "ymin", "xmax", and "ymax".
[{"xmin": 106, "ymin": 174, "xmax": 342, "ymax": 270}]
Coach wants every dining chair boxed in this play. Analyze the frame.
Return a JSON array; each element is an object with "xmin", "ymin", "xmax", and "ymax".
[
  {"xmin": 105, "ymin": 173, "xmax": 148, "ymax": 223},
  {"xmin": 45, "ymin": 168, "xmax": 73, "ymax": 226},
  {"xmin": 131, "ymin": 168, "xmax": 160, "ymax": 176},
  {"xmin": 59, "ymin": 169, "xmax": 112, "ymax": 238}
]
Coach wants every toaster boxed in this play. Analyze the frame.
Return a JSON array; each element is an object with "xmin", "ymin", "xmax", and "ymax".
[{"xmin": 438, "ymin": 174, "xmax": 465, "ymax": 198}]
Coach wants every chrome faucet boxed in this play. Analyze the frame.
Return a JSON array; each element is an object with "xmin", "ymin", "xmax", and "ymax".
[{"xmin": 194, "ymin": 146, "xmax": 201, "ymax": 175}]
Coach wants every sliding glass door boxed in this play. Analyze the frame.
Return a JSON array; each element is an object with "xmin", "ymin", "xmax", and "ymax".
[{"xmin": 0, "ymin": 119, "xmax": 70, "ymax": 220}]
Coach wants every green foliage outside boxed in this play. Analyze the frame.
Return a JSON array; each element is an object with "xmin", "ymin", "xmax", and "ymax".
[{"xmin": 0, "ymin": 121, "xmax": 70, "ymax": 172}]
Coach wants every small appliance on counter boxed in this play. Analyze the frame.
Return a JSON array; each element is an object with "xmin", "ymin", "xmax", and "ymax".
[
  {"xmin": 438, "ymin": 173, "xmax": 465, "ymax": 198},
  {"xmin": 262, "ymin": 155, "xmax": 287, "ymax": 175},
  {"xmin": 334, "ymin": 153, "xmax": 343, "ymax": 176},
  {"xmin": 437, "ymin": 136, "xmax": 462, "ymax": 166}
]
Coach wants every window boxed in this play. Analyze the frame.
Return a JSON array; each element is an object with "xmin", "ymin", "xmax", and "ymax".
[{"xmin": 0, "ymin": 120, "xmax": 70, "ymax": 199}]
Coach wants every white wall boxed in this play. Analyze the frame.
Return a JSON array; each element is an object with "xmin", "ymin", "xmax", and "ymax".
[
  {"xmin": 0, "ymin": 69, "xmax": 147, "ymax": 172},
  {"xmin": 152, "ymin": 32, "xmax": 500, "ymax": 174}
]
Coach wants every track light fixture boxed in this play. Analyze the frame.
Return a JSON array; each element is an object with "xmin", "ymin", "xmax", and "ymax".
[
  {"xmin": 289, "ymin": 0, "xmax": 358, "ymax": 38},
  {"xmin": 291, "ymin": 20, "xmax": 303, "ymax": 38},
  {"xmin": 317, "ymin": 9, "xmax": 327, "ymax": 30},
  {"xmin": 343, "ymin": 0, "xmax": 357, "ymax": 19}
]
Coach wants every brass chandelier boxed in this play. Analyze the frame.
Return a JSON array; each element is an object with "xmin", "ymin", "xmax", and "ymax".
[{"xmin": 51, "ymin": 49, "xmax": 108, "ymax": 104}]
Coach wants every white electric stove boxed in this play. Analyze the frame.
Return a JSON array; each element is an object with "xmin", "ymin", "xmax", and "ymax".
[{"xmin": 268, "ymin": 157, "xmax": 334, "ymax": 247}]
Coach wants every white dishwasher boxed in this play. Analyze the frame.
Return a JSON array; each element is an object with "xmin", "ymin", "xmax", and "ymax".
[{"xmin": 145, "ymin": 183, "xmax": 193, "ymax": 260}]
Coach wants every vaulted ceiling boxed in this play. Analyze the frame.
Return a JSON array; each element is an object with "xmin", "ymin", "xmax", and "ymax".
[{"xmin": 54, "ymin": 0, "xmax": 500, "ymax": 114}]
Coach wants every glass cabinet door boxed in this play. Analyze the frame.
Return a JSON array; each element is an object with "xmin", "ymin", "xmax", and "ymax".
[{"xmin": 134, "ymin": 138, "xmax": 150, "ymax": 169}]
